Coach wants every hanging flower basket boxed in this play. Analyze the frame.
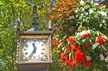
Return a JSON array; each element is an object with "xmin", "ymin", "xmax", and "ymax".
[
  {"xmin": 49, "ymin": 0, "xmax": 108, "ymax": 71},
  {"xmin": 53, "ymin": 30, "xmax": 108, "ymax": 71}
]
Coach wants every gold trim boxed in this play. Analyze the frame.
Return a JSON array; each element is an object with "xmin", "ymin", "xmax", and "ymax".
[{"xmin": 20, "ymin": 35, "xmax": 48, "ymax": 38}]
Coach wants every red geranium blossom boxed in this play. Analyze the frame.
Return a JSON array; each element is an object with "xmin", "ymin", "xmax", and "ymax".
[
  {"xmin": 53, "ymin": 40, "xmax": 59, "ymax": 47},
  {"xmin": 66, "ymin": 47, "xmax": 71, "ymax": 52},
  {"xmin": 66, "ymin": 37, "xmax": 75, "ymax": 44},
  {"xmin": 85, "ymin": 61, "xmax": 92, "ymax": 67},
  {"xmin": 65, "ymin": 59, "xmax": 71, "ymax": 65},
  {"xmin": 71, "ymin": 61, "xmax": 77, "ymax": 67},
  {"xmin": 61, "ymin": 54, "xmax": 68, "ymax": 61},
  {"xmin": 83, "ymin": 33, "xmax": 90, "ymax": 38},
  {"xmin": 75, "ymin": 50, "xmax": 85, "ymax": 62},
  {"xmin": 85, "ymin": 43, "xmax": 91, "ymax": 48},
  {"xmin": 71, "ymin": 44, "xmax": 80, "ymax": 51},
  {"xmin": 96, "ymin": 37, "xmax": 104, "ymax": 43}
]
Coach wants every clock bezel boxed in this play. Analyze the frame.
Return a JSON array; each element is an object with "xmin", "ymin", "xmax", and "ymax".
[{"xmin": 17, "ymin": 31, "xmax": 52, "ymax": 64}]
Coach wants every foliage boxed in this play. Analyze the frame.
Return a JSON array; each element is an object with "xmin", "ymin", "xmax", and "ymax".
[
  {"xmin": 0, "ymin": 0, "xmax": 52, "ymax": 71},
  {"xmin": 50, "ymin": 48, "xmax": 63, "ymax": 71},
  {"xmin": 49, "ymin": 0, "xmax": 80, "ymax": 39},
  {"xmin": 50, "ymin": 0, "xmax": 108, "ymax": 71},
  {"xmin": 74, "ymin": 1, "xmax": 108, "ymax": 34},
  {"xmin": 48, "ymin": 0, "xmax": 79, "ymax": 20}
]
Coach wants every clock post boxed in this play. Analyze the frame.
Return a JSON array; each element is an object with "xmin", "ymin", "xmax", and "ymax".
[{"xmin": 16, "ymin": 4, "xmax": 52, "ymax": 71}]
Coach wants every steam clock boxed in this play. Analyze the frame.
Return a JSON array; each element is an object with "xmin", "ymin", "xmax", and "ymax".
[{"xmin": 16, "ymin": 4, "xmax": 52, "ymax": 71}]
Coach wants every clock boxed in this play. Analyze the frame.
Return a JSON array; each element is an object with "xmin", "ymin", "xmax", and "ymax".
[
  {"xmin": 21, "ymin": 37, "xmax": 49, "ymax": 62},
  {"xmin": 17, "ymin": 31, "xmax": 52, "ymax": 71},
  {"xmin": 18, "ymin": 32, "xmax": 52, "ymax": 63},
  {"xmin": 22, "ymin": 39, "xmax": 46, "ymax": 60},
  {"xmin": 16, "ymin": 4, "xmax": 52, "ymax": 71}
]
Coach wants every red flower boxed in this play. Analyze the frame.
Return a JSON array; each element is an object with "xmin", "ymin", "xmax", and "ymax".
[
  {"xmin": 85, "ymin": 43, "xmax": 91, "ymax": 48},
  {"xmin": 65, "ymin": 59, "xmax": 71, "ymax": 65},
  {"xmin": 66, "ymin": 47, "xmax": 71, "ymax": 52},
  {"xmin": 71, "ymin": 61, "xmax": 77, "ymax": 67},
  {"xmin": 71, "ymin": 44, "xmax": 80, "ymax": 51},
  {"xmin": 85, "ymin": 61, "xmax": 92, "ymax": 67},
  {"xmin": 96, "ymin": 37, "xmax": 104, "ymax": 43},
  {"xmin": 60, "ymin": 54, "xmax": 68, "ymax": 61},
  {"xmin": 75, "ymin": 50, "xmax": 85, "ymax": 62},
  {"xmin": 53, "ymin": 40, "xmax": 59, "ymax": 47},
  {"xmin": 66, "ymin": 37, "xmax": 75, "ymax": 44},
  {"xmin": 83, "ymin": 33, "xmax": 90, "ymax": 38}
]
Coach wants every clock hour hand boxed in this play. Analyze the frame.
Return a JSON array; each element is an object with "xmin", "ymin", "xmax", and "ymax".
[{"xmin": 29, "ymin": 43, "xmax": 37, "ymax": 59}]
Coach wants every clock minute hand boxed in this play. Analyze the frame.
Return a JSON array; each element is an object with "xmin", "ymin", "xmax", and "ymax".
[
  {"xmin": 32, "ymin": 43, "xmax": 37, "ymax": 53},
  {"xmin": 29, "ymin": 43, "xmax": 37, "ymax": 58}
]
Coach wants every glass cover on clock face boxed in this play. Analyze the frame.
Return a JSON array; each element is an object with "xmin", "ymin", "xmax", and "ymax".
[{"xmin": 20, "ymin": 38, "xmax": 49, "ymax": 62}]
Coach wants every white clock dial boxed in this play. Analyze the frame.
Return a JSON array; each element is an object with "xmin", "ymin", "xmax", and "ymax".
[
  {"xmin": 23, "ymin": 40, "xmax": 35, "ymax": 59},
  {"xmin": 22, "ymin": 39, "xmax": 48, "ymax": 61},
  {"xmin": 32, "ymin": 41, "xmax": 45, "ymax": 59}
]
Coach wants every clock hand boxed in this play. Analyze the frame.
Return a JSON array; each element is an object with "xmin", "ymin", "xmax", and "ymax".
[
  {"xmin": 32, "ymin": 43, "xmax": 37, "ymax": 51},
  {"xmin": 29, "ymin": 43, "xmax": 37, "ymax": 59}
]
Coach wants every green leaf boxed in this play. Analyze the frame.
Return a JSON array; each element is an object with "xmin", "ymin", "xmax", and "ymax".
[
  {"xmin": 0, "ymin": 1, "xmax": 4, "ymax": 5},
  {"xmin": 101, "ymin": 45, "xmax": 107, "ymax": 51},
  {"xmin": 92, "ymin": 43, "xmax": 99, "ymax": 50},
  {"xmin": 81, "ymin": 39, "xmax": 86, "ymax": 43}
]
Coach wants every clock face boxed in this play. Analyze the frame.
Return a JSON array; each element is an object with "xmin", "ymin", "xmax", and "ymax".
[{"xmin": 20, "ymin": 37, "xmax": 49, "ymax": 62}]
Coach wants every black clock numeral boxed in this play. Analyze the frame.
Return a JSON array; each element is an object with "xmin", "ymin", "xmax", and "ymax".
[
  {"xmin": 41, "ymin": 44, "xmax": 44, "ymax": 46},
  {"xmin": 41, "ymin": 52, "xmax": 44, "ymax": 54},
  {"xmin": 25, "ymin": 52, "xmax": 28, "ymax": 55},
  {"xmin": 24, "ymin": 48, "xmax": 27, "ymax": 51},
  {"xmin": 42, "ymin": 49, "xmax": 45, "ymax": 50},
  {"xmin": 24, "ymin": 44, "xmax": 28, "ymax": 47}
]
